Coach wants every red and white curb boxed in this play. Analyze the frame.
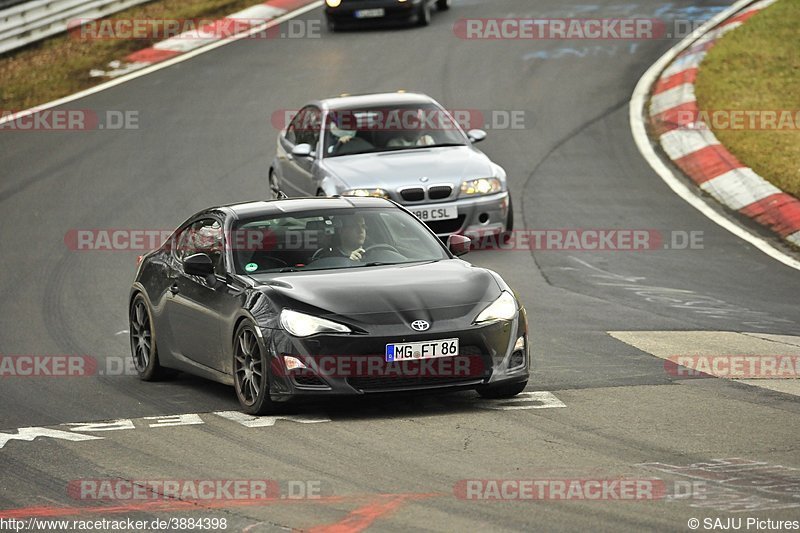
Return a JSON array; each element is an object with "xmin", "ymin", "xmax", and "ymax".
[
  {"xmin": 90, "ymin": 0, "xmax": 317, "ymax": 78},
  {"xmin": 648, "ymin": 0, "xmax": 800, "ymax": 248}
]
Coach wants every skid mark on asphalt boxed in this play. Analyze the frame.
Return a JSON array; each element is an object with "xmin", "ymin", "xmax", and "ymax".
[{"xmin": 570, "ymin": 257, "xmax": 797, "ymax": 331}]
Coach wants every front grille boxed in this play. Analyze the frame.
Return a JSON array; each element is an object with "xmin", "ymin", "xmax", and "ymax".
[
  {"xmin": 428, "ymin": 185, "xmax": 452, "ymax": 200},
  {"xmin": 426, "ymin": 215, "xmax": 465, "ymax": 235},
  {"xmin": 347, "ymin": 345, "xmax": 485, "ymax": 391},
  {"xmin": 348, "ymin": 375, "xmax": 478, "ymax": 391},
  {"xmin": 400, "ymin": 188, "xmax": 425, "ymax": 202}
]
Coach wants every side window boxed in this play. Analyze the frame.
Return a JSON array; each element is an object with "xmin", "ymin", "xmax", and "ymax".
[
  {"xmin": 285, "ymin": 109, "xmax": 306, "ymax": 145},
  {"xmin": 174, "ymin": 219, "xmax": 225, "ymax": 274},
  {"xmin": 294, "ymin": 106, "xmax": 321, "ymax": 149}
]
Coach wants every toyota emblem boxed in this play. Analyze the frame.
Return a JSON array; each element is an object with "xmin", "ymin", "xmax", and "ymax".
[{"xmin": 411, "ymin": 320, "xmax": 430, "ymax": 331}]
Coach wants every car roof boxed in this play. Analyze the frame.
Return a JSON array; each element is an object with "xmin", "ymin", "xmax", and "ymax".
[
  {"xmin": 218, "ymin": 196, "xmax": 395, "ymax": 219},
  {"xmin": 314, "ymin": 92, "xmax": 436, "ymax": 112}
]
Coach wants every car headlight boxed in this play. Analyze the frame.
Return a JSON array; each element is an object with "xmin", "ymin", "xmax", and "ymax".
[
  {"xmin": 460, "ymin": 178, "xmax": 502, "ymax": 196},
  {"xmin": 343, "ymin": 188, "xmax": 390, "ymax": 198},
  {"xmin": 326, "ymin": 0, "xmax": 341, "ymax": 7},
  {"xmin": 474, "ymin": 291, "xmax": 517, "ymax": 323},
  {"xmin": 280, "ymin": 309, "xmax": 351, "ymax": 337}
]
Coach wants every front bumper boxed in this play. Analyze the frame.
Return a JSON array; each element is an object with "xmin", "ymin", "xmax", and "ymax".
[
  {"xmin": 325, "ymin": 0, "xmax": 423, "ymax": 26},
  {"xmin": 263, "ymin": 307, "xmax": 529, "ymax": 400},
  {"xmin": 401, "ymin": 191, "xmax": 510, "ymax": 238}
]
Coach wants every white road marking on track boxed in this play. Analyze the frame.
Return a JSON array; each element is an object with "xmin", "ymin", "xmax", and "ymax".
[
  {"xmin": 629, "ymin": 0, "xmax": 800, "ymax": 272},
  {"xmin": 608, "ymin": 330, "xmax": 800, "ymax": 397},
  {"xmin": 213, "ymin": 411, "xmax": 331, "ymax": 427},
  {"xmin": 476, "ymin": 392, "xmax": 566, "ymax": 411},
  {"xmin": 115, "ymin": 330, "xmax": 129, "ymax": 336},
  {"xmin": 0, "ymin": 410, "xmax": 330, "ymax": 450}
]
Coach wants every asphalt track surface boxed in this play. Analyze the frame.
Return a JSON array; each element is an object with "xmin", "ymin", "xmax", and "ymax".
[{"xmin": 1, "ymin": 0, "xmax": 800, "ymax": 531}]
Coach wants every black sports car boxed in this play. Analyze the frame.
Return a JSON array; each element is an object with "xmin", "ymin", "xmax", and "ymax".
[
  {"xmin": 129, "ymin": 197, "xmax": 529, "ymax": 414},
  {"xmin": 324, "ymin": 0, "xmax": 450, "ymax": 31}
]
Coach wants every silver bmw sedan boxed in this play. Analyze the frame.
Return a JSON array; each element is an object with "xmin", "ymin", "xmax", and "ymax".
[{"xmin": 269, "ymin": 92, "xmax": 513, "ymax": 238}]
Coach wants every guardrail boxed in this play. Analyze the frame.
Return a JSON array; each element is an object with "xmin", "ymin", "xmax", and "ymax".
[{"xmin": 0, "ymin": 0, "xmax": 152, "ymax": 55}]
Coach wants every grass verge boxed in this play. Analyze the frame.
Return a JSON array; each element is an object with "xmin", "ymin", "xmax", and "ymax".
[
  {"xmin": 694, "ymin": 0, "xmax": 800, "ymax": 198},
  {"xmin": 0, "ymin": 0, "xmax": 269, "ymax": 111}
]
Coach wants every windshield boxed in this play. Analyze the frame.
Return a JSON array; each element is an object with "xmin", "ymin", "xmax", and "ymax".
[
  {"xmin": 323, "ymin": 104, "xmax": 468, "ymax": 157},
  {"xmin": 231, "ymin": 208, "xmax": 450, "ymax": 275}
]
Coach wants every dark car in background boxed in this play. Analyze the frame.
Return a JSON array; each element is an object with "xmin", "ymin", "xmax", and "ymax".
[
  {"xmin": 129, "ymin": 197, "xmax": 530, "ymax": 414},
  {"xmin": 324, "ymin": 0, "xmax": 450, "ymax": 30}
]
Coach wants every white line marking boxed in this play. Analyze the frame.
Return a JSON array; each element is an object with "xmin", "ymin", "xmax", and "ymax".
[
  {"xmin": 0, "ymin": 1, "xmax": 324, "ymax": 126},
  {"xmin": 214, "ymin": 411, "xmax": 330, "ymax": 427},
  {"xmin": 476, "ymin": 391, "xmax": 566, "ymax": 410},
  {"xmin": 629, "ymin": 0, "xmax": 800, "ymax": 272}
]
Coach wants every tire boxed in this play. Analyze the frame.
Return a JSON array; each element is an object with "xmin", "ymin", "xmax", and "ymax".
[
  {"xmin": 326, "ymin": 17, "xmax": 337, "ymax": 32},
  {"xmin": 129, "ymin": 293, "xmax": 175, "ymax": 381},
  {"xmin": 417, "ymin": 3, "xmax": 431, "ymax": 26},
  {"xmin": 477, "ymin": 380, "xmax": 527, "ymax": 399},
  {"xmin": 268, "ymin": 170, "xmax": 280, "ymax": 199},
  {"xmin": 500, "ymin": 196, "xmax": 514, "ymax": 243},
  {"xmin": 233, "ymin": 321, "xmax": 275, "ymax": 415},
  {"xmin": 436, "ymin": 0, "xmax": 450, "ymax": 10}
]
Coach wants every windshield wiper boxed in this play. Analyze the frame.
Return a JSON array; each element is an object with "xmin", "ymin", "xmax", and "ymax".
[{"xmin": 405, "ymin": 143, "xmax": 465, "ymax": 149}]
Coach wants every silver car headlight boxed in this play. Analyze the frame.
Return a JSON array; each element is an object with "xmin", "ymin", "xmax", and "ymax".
[
  {"xmin": 474, "ymin": 291, "xmax": 517, "ymax": 323},
  {"xmin": 326, "ymin": 0, "xmax": 342, "ymax": 7},
  {"xmin": 280, "ymin": 310, "xmax": 351, "ymax": 337},
  {"xmin": 342, "ymin": 188, "xmax": 390, "ymax": 198},
  {"xmin": 460, "ymin": 178, "xmax": 502, "ymax": 196}
]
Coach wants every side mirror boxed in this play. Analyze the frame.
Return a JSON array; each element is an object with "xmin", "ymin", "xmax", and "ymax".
[
  {"xmin": 447, "ymin": 234, "xmax": 471, "ymax": 257},
  {"xmin": 467, "ymin": 129, "xmax": 487, "ymax": 143},
  {"xmin": 184, "ymin": 253, "xmax": 215, "ymax": 276},
  {"xmin": 292, "ymin": 143, "xmax": 314, "ymax": 158}
]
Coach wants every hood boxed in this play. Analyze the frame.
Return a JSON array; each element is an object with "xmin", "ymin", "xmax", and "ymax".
[
  {"xmin": 321, "ymin": 146, "xmax": 495, "ymax": 190},
  {"xmin": 252, "ymin": 260, "xmax": 501, "ymax": 326}
]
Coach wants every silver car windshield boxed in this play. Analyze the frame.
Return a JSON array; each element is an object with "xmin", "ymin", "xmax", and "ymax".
[
  {"xmin": 231, "ymin": 208, "xmax": 450, "ymax": 275},
  {"xmin": 323, "ymin": 104, "xmax": 467, "ymax": 158}
]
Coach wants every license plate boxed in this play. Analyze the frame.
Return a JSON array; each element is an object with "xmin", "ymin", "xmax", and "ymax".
[
  {"xmin": 355, "ymin": 8, "xmax": 385, "ymax": 18},
  {"xmin": 386, "ymin": 338, "xmax": 459, "ymax": 362},
  {"xmin": 411, "ymin": 205, "xmax": 458, "ymax": 222}
]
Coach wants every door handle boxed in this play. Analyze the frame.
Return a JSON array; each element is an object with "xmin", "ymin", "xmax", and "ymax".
[{"xmin": 169, "ymin": 283, "xmax": 180, "ymax": 295}]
